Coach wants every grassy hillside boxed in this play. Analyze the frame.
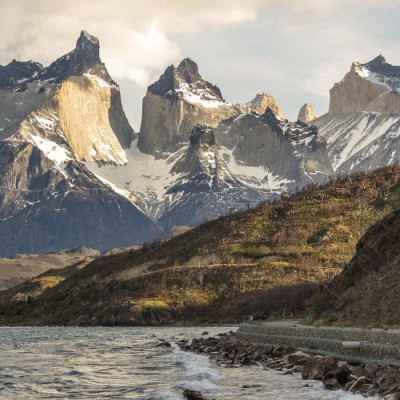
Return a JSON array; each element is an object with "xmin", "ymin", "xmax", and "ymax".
[
  {"xmin": 311, "ymin": 207, "xmax": 400, "ymax": 327},
  {"xmin": 1, "ymin": 165, "xmax": 400, "ymax": 326},
  {"xmin": 0, "ymin": 246, "xmax": 101, "ymax": 291}
]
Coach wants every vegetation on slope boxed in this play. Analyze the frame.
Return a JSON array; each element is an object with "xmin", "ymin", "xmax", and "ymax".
[
  {"xmin": 1, "ymin": 165, "xmax": 400, "ymax": 326},
  {"xmin": 311, "ymin": 207, "xmax": 400, "ymax": 327}
]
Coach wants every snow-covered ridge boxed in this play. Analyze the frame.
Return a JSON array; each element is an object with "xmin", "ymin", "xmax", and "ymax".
[
  {"xmin": 355, "ymin": 63, "xmax": 400, "ymax": 95},
  {"xmin": 174, "ymin": 80, "xmax": 225, "ymax": 108},
  {"xmin": 260, "ymin": 109, "xmax": 320, "ymax": 150},
  {"xmin": 219, "ymin": 145, "xmax": 293, "ymax": 190},
  {"xmin": 314, "ymin": 112, "xmax": 400, "ymax": 173}
]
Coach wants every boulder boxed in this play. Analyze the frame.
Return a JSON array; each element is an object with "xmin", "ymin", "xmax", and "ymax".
[
  {"xmin": 323, "ymin": 378, "xmax": 342, "ymax": 390},
  {"xmin": 302, "ymin": 356, "xmax": 338, "ymax": 380},
  {"xmin": 283, "ymin": 351, "xmax": 311, "ymax": 366},
  {"xmin": 156, "ymin": 340, "xmax": 172, "ymax": 348},
  {"xmin": 183, "ymin": 390, "xmax": 209, "ymax": 400},
  {"xmin": 348, "ymin": 376, "xmax": 372, "ymax": 393},
  {"xmin": 322, "ymin": 365, "xmax": 352, "ymax": 388}
]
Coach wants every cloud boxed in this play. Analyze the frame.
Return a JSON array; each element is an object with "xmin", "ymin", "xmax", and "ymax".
[
  {"xmin": 0, "ymin": 0, "xmax": 267, "ymax": 86},
  {"xmin": 0, "ymin": 0, "xmax": 399, "ymax": 125},
  {"xmin": 1, "ymin": 0, "xmax": 354, "ymax": 85},
  {"xmin": 301, "ymin": 61, "xmax": 350, "ymax": 99}
]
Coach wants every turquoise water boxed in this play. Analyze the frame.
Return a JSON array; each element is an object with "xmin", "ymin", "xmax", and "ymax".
[{"xmin": 0, "ymin": 326, "xmax": 366, "ymax": 399}]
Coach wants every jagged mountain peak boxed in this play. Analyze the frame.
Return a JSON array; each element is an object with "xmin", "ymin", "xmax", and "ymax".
[
  {"xmin": 0, "ymin": 31, "xmax": 111, "ymax": 89},
  {"xmin": 74, "ymin": 30, "xmax": 101, "ymax": 65},
  {"xmin": 329, "ymin": 55, "xmax": 400, "ymax": 114},
  {"xmin": 38, "ymin": 30, "xmax": 109, "ymax": 83},
  {"xmin": 361, "ymin": 55, "xmax": 400, "ymax": 79},
  {"xmin": 260, "ymin": 107, "xmax": 282, "ymax": 130},
  {"xmin": 167, "ymin": 123, "xmax": 237, "ymax": 203},
  {"xmin": 259, "ymin": 107, "xmax": 323, "ymax": 150},
  {"xmin": 148, "ymin": 58, "xmax": 224, "ymax": 104},
  {"xmin": 246, "ymin": 92, "xmax": 283, "ymax": 118},
  {"xmin": 364, "ymin": 54, "xmax": 386, "ymax": 67},
  {"xmin": 0, "ymin": 30, "xmax": 133, "ymax": 165},
  {"xmin": 354, "ymin": 55, "xmax": 400, "ymax": 92},
  {"xmin": 298, "ymin": 103, "xmax": 317, "ymax": 123},
  {"xmin": 77, "ymin": 30, "xmax": 100, "ymax": 47},
  {"xmin": 138, "ymin": 57, "xmax": 236, "ymax": 155},
  {"xmin": 177, "ymin": 58, "xmax": 200, "ymax": 80}
]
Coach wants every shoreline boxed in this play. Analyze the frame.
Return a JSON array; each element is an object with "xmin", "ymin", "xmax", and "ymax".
[{"xmin": 176, "ymin": 331, "xmax": 400, "ymax": 399}]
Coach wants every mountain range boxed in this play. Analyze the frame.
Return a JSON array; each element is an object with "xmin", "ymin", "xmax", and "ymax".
[{"xmin": 0, "ymin": 31, "xmax": 399, "ymax": 260}]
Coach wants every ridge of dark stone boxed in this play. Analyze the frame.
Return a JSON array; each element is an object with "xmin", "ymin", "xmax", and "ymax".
[
  {"xmin": 0, "ymin": 31, "xmax": 113, "ymax": 89},
  {"xmin": 148, "ymin": 58, "xmax": 224, "ymax": 101},
  {"xmin": 363, "ymin": 55, "xmax": 400, "ymax": 78},
  {"xmin": 147, "ymin": 65, "xmax": 175, "ymax": 97},
  {"xmin": 38, "ymin": 30, "xmax": 102, "ymax": 82},
  {"xmin": 0, "ymin": 60, "xmax": 43, "ymax": 89},
  {"xmin": 260, "ymin": 107, "xmax": 283, "ymax": 135}
]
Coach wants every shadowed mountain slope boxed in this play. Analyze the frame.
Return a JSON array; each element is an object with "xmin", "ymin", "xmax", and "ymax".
[{"xmin": 2, "ymin": 165, "xmax": 400, "ymax": 326}]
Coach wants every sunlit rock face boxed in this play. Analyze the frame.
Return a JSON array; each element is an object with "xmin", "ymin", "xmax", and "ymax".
[
  {"xmin": 138, "ymin": 58, "xmax": 240, "ymax": 156},
  {"xmin": 329, "ymin": 56, "xmax": 400, "ymax": 115},
  {"xmin": 298, "ymin": 103, "xmax": 317, "ymax": 123},
  {"xmin": 0, "ymin": 31, "xmax": 160, "ymax": 256},
  {"xmin": 0, "ymin": 30, "xmax": 134, "ymax": 165},
  {"xmin": 246, "ymin": 92, "xmax": 284, "ymax": 118},
  {"xmin": 315, "ymin": 56, "xmax": 400, "ymax": 174}
]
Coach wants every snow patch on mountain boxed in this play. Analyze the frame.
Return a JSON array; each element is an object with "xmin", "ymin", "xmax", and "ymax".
[
  {"xmin": 220, "ymin": 146, "xmax": 293, "ymax": 189},
  {"xmin": 356, "ymin": 63, "xmax": 400, "ymax": 94},
  {"xmin": 83, "ymin": 73, "xmax": 116, "ymax": 89},
  {"xmin": 86, "ymin": 139, "xmax": 186, "ymax": 219},
  {"xmin": 175, "ymin": 81, "xmax": 225, "ymax": 108},
  {"xmin": 314, "ymin": 112, "xmax": 400, "ymax": 173},
  {"xmin": 27, "ymin": 136, "xmax": 70, "ymax": 165}
]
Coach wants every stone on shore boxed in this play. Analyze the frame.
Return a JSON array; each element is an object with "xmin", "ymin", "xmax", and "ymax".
[
  {"xmin": 348, "ymin": 376, "xmax": 372, "ymax": 393},
  {"xmin": 302, "ymin": 356, "xmax": 338, "ymax": 380},
  {"xmin": 322, "ymin": 365, "xmax": 352, "ymax": 389},
  {"xmin": 183, "ymin": 389, "xmax": 209, "ymax": 400},
  {"xmin": 283, "ymin": 351, "xmax": 311, "ymax": 366}
]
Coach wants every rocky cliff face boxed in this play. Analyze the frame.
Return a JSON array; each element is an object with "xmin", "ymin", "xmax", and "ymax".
[
  {"xmin": 329, "ymin": 56, "xmax": 400, "ymax": 114},
  {"xmin": 138, "ymin": 58, "xmax": 240, "ymax": 156},
  {"xmin": 315, "ymin": 56, "xmax": 400, "ymax": 173},
  {"xmin": 158, "ymin": 124, "xmax": 270, "ymax": 227},
  {"xmin": 298, "ymin": 103, "xmax": 317, "ymax": 123},
  {"xmin": 92, "ymin": 60, "xmax": 333, "ymax": 228},
  {"xmin": 0, "ymin": 32, "xmax": 160, "ymax": 256},
  {"xmin": 0, "ymin": 31, "xmax": 134, "ymax": 165},
  {"xmin": 246, "ymin": 93, "xmax": 283, "ymax": 117},
  {"xmin": 215, "ymin": 108, "xmax": 332, "ymax": 189}
]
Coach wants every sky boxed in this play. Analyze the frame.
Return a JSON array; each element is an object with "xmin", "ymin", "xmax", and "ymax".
[{"xmin": 0, "ymin": 0, "xmax": 399, "ymax": 129}]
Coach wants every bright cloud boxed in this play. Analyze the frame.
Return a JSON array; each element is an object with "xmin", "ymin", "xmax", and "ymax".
[{"xmin": 0, "ymin": 0, "xmax": 399, "ymax": 124}]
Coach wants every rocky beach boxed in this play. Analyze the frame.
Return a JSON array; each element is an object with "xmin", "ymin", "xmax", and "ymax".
[{"xmin": 177, "ymin": 331, "xmax": 400, "ymax": 400}]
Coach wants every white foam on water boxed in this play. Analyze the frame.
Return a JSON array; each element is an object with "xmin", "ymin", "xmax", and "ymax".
[{"xmin": 160, "ymin": 344, "xmax": 223, "ymax": 393}]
